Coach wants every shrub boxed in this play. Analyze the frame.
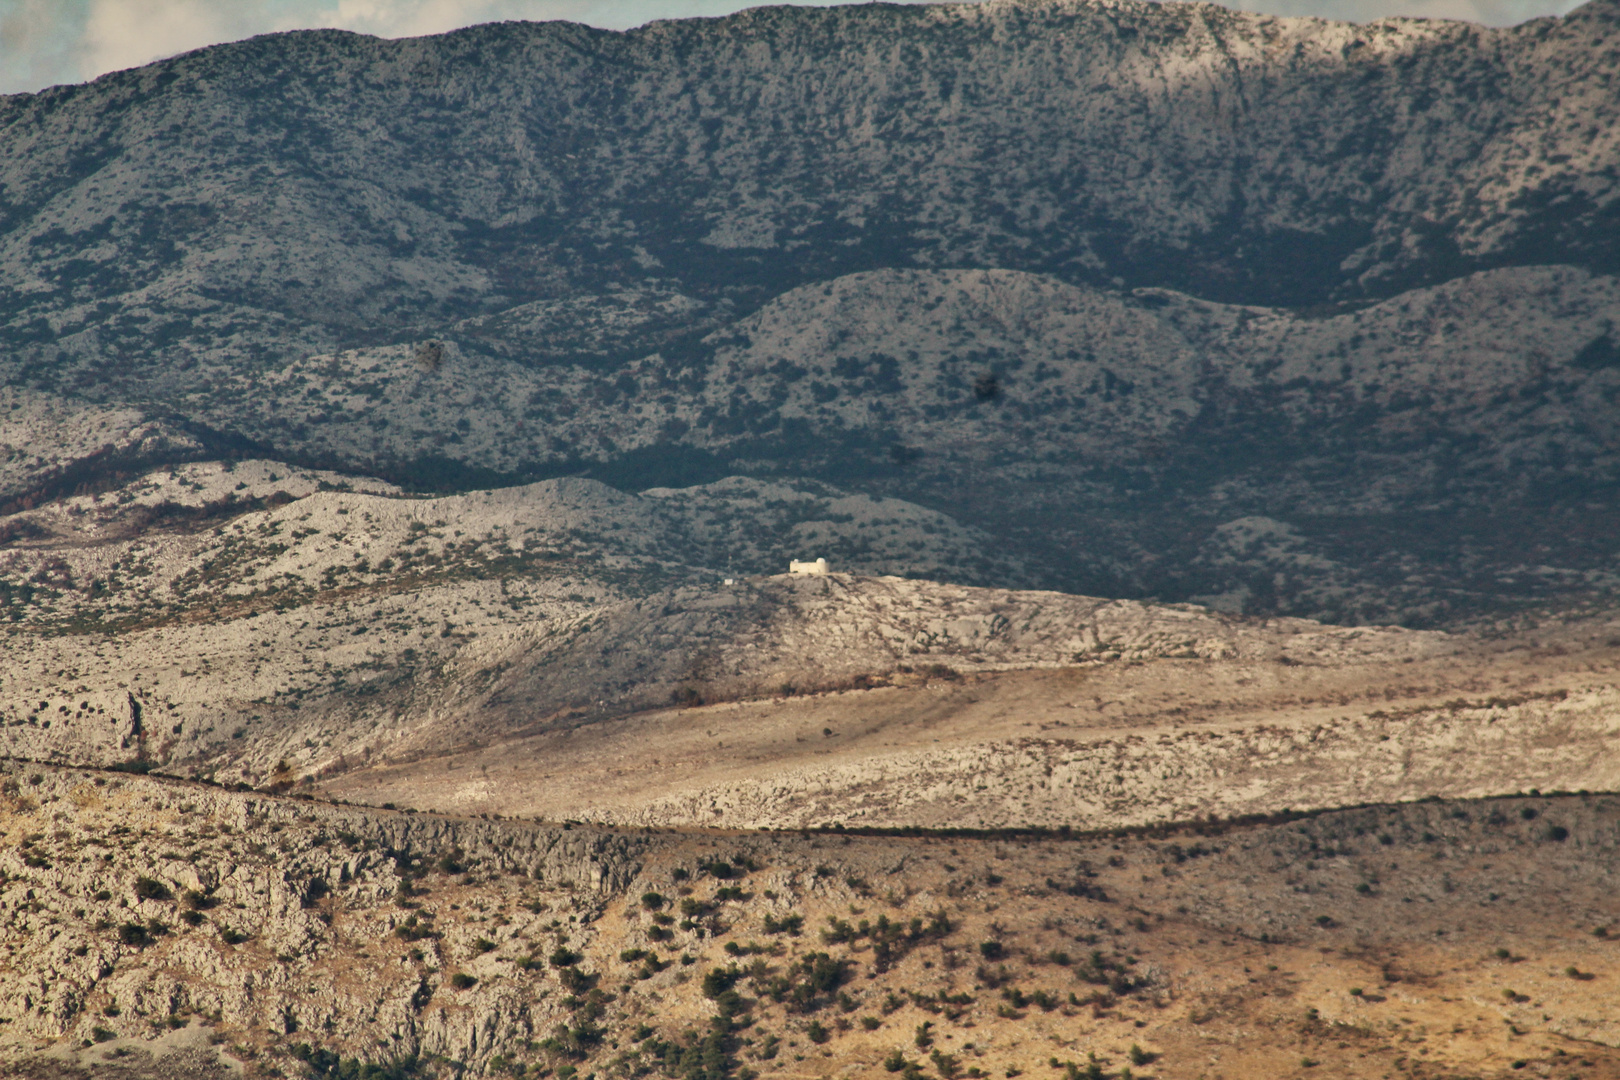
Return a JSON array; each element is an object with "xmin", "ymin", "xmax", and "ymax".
[
  {"xmin": 449, "ymin": 973, "xmax": 477, "ymax": 990},
  {"xmin": 132, "ymin": 878, "xmax": 172, "ymax": 902},
  {"xmin": 806, "ymin": 1021, "xmax": 830, "ymax": 1044},
  {"xmin": 702, "ymin": 967, "xmax": 741, "ymax": 999},
  {"xmin": 763, "ymin": 913, "xmax": 803, "ymax": 935},
  {"xmin": 473, "ymin": 938, "xmax": 497, "ymax": 954},
  {"xmin": 557, "ymin": 966, "xmax": 593, "ymax": 993},
  {"xmin": 640, "ymin": 891, "xmax": 666, "ymax": 910},
  {"xmin": 549, "ymin": 947, "xmax": 582, "ymax": 968},
  {"xmin": 116, "ymin": 922, "xmax": 153, "ymax": 948},
  {"xmin": 679, "ymin": 897, "xmax": 714, "ymax": 919},
  {"xmin": 978, "ymin": 941, "xmax": 1004, "ymax": 960},
  {"xmin": 290, "ymin": 1044, "xmax": 424, "ymax": 1079}
]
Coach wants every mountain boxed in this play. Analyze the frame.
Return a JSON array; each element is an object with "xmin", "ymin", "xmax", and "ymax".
[
  {"xmin": 3, "ymin": 0, "xmax": 1620, "ymax": 623},
  {"xmin": 5, "ymin": 3, "xmax": 1620, "ymax": 1076}
]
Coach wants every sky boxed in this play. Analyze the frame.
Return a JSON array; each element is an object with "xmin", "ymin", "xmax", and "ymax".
[{"xmin": 0, "ymin": 0, "xmax": 1594, "ymax": 96}]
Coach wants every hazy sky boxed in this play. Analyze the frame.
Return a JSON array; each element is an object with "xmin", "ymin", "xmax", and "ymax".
[{"xmin": 0, "ymin": 0, "xmax": 1593, "ymax": 96}]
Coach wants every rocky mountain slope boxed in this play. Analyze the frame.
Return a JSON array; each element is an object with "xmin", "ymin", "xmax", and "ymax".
[
  {"xmin": 2, "ymin": 456, "xmax": 1616, "ymax": 841},
  {"xmin": 3, "ymin": 0, "xmax": 1620, "ymax": 622},
  {"xmin": 2, "ymin": 764, "xmax": 1619, "ymax": 1080}
]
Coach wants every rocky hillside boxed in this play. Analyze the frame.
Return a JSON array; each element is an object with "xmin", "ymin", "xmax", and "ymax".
[
  {"xmin": 0, "ymin": 457, "xmax": 1459, "ymax": 790},
  {"xmin": 2, "ymin": 0, "xmax": 1620, "ymax": 622},
  {"xmin": 2, "ymin": 764, "xmax": 1618, "ymax": 1080},
  {"xmin": 4, "ymin": 0, "xmax": 1618, "ymax": 338}
]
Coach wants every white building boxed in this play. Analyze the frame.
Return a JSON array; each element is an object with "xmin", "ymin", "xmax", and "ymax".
[{"xmin": 789, "ymin": 557, "xmax": 829, "ymax": 576}]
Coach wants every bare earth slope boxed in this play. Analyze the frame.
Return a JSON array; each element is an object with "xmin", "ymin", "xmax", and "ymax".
[{"xmin": 323, "ymin": 603, "xmax": 1620, "ymax": 830}]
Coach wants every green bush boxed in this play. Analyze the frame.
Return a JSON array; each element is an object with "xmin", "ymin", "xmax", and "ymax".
[
  {"xmin": 702, "ymin": 967, "xmax": 740, "ymax": 999},
  {"xmin": 557, "ymin": 966, "xmax": 593, "ymax": 993},
  {"xmin": 133, "ymin": 877, "xmax": 172, "ymax": 902},
  {"xmin": 290, "ymin": 1043, "xmax": 424, "ymax": 1079},
  {"xmin": 449, "ymin": 973, "xmax": 477, "ymax": 990},
  {"xmin": 116, "ymin": 922, "xmax": 152, "ymax": 948},
  {"xmin": 763, "ymin": 913, "xmax": 803, "ymax": 935}
]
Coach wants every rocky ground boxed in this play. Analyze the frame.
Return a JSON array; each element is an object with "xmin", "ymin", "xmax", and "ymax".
[
  {"xmin": 0, "ymin": 458, "xmax": 1411, "ymax": 780},
  {"xmin": 316, "ymin": 593, "xmax": 1620, "ymax": 830},
  {"xmin": 1, "ymin": 764, "xmax": 1619, "ymax": 1080}
]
